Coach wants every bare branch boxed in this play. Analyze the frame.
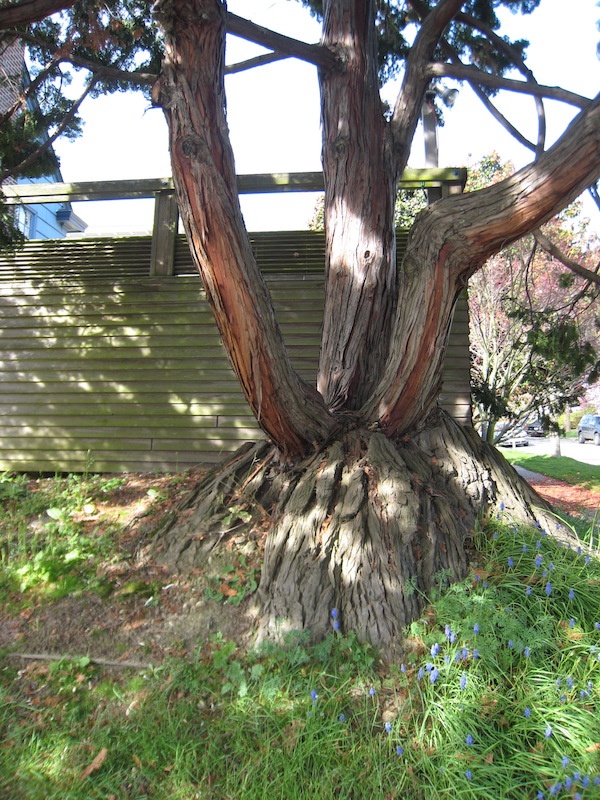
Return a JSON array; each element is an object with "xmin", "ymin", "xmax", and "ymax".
[
  {"xmin": 406, "ymin": 0, "xmax": 551, "ymax": 154},
  {"xmin": 225, "ymin": 51, "xmax": 289, "ymax": 75},
  {"xmin": 225, "ymin": 11, "xmax": 337, "ymax": 70},
  {"xmin": 452, "ymin": 8, "xmax": 547, "ymax": 151},
  {"xmin": 533, "ymin": 228, "xmax": 600, "ymax": 287},
  {"xmin": 427, "ymin": 62, "xmax": 590, "ymax": 108},
  {"xmin": 0, "ymin": 75, "xmax": 97, "ymax": 183},
  {"xmin": 390, "ymin": 0, "xmax": 463, "ymax": 173},
  {"xmin": 0, "ymin": 0, "xmax": 76, "ymax": 29}
]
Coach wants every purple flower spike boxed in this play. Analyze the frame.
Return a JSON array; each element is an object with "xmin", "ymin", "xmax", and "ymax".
[
  {"xmin": 311, "ymin": 690, "xmax": 318, "ymax": 703},
  {"xmin": 561, "ymin": 756, "xmax": 569, "ymax": 768},
  {"xmin": 545, "ymin": 725, "xmax": 552, "ymax": 738},
  {"xmin": 430, "ymin": 667, "xmax": 439, "ymax": 684},
  {"xmin": 568, "ymin": 589, "xmax": 575, "ymax": 600},
  {"xmin": 508, "ymin": 557, "xmax": 514, "ymax": 567},
  {"xmin": 535, "ymin": 555, "xmax": 543, "ymax": 568},
  {"xmin": 545, "ymin": 582, "xmax": 552, "ymax": 596},
  {"xmin": 569, "ymin": 618, "xmax": 575, "ymax": 628},
  {"xmin": 473, "ymin": 623, "xmax": 479, "ymax": 635},
  {"xmin": 465, "ymin": 770, "xmax": 472, "ymax": 781},
  {"xmin": 526, "ymin": 586, "xmax": 532, "ymax": 596},
  {"xmin": 460, "ymin": 673, "xmax": 467, "ymax": 690},
  {"xmin": 466, "ymin": 734, "xmax": 473, "ymax": 746},
  {"xmin": 331, "ymin": 608, "xmax": 338, "ymax": 620},
  {"xmin": 396, "ymin": 745, "xmax": 403, "ymax": 755},
  {"xmin": 524, "ymin": 707, "xmax": 531, "ymax": 718},
  {"xmin": 385, "ymin": 721, "xmax": 392, "ymax": 733}
]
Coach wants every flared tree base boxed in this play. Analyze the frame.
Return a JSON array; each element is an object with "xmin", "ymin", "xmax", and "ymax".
[{"xmin": 149, "ymin": 411, "xmax": 564, "ymax": 656}]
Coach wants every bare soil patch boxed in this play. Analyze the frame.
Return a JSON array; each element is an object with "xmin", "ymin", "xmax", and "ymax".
[{"xmin": 1, "ymin": 466, "xmax": 596, "ymax": 667}]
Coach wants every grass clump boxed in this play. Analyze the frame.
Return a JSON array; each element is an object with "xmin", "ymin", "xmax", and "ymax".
[
  {"xmin": 1, "ymin": 512, "xmax": 600, "ymax": 799},
  {"xmin": 501, "ymin": 452, "xmax": 600, "ymax": 492}
]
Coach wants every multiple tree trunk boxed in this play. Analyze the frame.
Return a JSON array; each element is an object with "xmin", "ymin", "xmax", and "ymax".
[{"xmin": 149, "ymin": 0, "xmax": 600, "ymax": 651}]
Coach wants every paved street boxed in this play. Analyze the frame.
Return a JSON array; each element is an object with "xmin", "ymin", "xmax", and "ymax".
[{"xmin": 509, "ymin": 436, "xmax": 600, "ymax": 467}]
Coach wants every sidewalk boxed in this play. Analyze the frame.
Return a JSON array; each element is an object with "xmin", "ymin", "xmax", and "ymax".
[{"xmin": 514, "ymin": 465, "xmax": 600, "ymax": 517}]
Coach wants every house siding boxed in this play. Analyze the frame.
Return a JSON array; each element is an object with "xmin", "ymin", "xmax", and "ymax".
[{"xmin": 0, "ymin": 232, "xmax": 471, "ymax": 473}]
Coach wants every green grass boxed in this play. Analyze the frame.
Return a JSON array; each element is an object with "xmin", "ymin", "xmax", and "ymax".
[
  {"xmin": 1, "ymin": 517, "xmax": 600, "ymax": 800},
  {"xmin": 501, "ymin": 452, "xmax": 600, "ymax": 492}
]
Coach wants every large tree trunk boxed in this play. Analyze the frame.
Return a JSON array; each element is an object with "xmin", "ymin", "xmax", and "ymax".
[
  {"xmin": 151, "ymin": 409, "xmax": 565, "ymax": 657},
  {"xmin": 317, "ymin": 0, "xmax": 397, "ymax": 411},
  {"xmin": 153, "ymin": 0, "xmax": 334, "ymax": 459},
  {"xmin": 150, "ymin": 0, "xmax": 600, "ymax": 652}
]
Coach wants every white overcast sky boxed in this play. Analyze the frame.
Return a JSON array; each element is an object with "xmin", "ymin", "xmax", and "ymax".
[{"xmin": 53, "ymin": 0, "xmax": 600, "ymax": 234}]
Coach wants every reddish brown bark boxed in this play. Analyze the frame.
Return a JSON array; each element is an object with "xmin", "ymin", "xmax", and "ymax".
[
  {"xmin": 364, "ymin": 96, "xmax": 600, "ymax": 436},
  {"xmin": 153, "ymin": 0, "xmax": 334, "ymax": 459}
]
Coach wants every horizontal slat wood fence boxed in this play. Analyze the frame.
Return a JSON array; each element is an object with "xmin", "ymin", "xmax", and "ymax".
[{"xmin": 0, "ymin": 231, "xmax": 470, "ymax": 472}]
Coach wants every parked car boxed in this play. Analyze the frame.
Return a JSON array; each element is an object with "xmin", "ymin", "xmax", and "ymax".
[
  {"xmin": 497, "ymin": 427, "xmax": 529, "ymax": 447},
  {"xmin": 577, "ymin": 413, "xmax": 600, "ymax": 445},
  {"xmin": 524, "ymin": 419, "xmax": 546, "ymax": 437}
]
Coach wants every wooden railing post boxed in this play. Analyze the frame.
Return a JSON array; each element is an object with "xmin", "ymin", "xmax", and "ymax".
[{"xmin": 150, "ymin": 185, "xmax": 179, "ymax": 276}]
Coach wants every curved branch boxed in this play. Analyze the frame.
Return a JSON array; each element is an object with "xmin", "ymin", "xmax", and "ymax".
[
  {"xmin": 406, "ymin": 0, "xmax": 550, "ymax": 154},
  {"xmin": 390, "ymin": 0, "xmax": 463, "ymax": 174},
  {"xmin": 225, "ymin": 11, "xmax": 337, "ymax": 70},
  {"xmin": 0, "ymin": 51, "xmax": 61, "ymax": 127},
  {"xmin": 0, "ymin": 0, "xmax": 75, "ymax": 29},
  {"xmin": 452, "ymin": 8, "xmax": 547, "ymax": 151},
  {"xmin": 456, "ymin": 95, "xmax": 600, "ymax": 268},
  {"xmin": 533, "ymin": 228, "xmax": 600, "ymax": 287},
  {"xmin": 427, "ymin": 62, "xmax": 590, "ymax": 108}
]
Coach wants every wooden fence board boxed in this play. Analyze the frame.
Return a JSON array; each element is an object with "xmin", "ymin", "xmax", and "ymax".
[{"xmin": 0, "ymin": 232, "xmax": 471, "ymax": 472}]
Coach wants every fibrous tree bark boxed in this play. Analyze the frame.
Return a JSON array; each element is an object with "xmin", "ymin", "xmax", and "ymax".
[{"xmin": 146, "ymin": 0, "xmax": 600, "ymax": 653}]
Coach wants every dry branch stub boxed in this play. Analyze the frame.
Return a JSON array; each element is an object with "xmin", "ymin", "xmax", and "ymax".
[{"xmin": 149, "ymin": 411, "xmax": 569, "ymax": 656}]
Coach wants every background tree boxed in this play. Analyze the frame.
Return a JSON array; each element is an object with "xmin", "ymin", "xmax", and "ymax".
[
  {"xmin": 1, "ymin": 0, "xmax": 599, "ymax": 653},
  {"xmin": 467, "ymin": 155, "xmax": 600, "ymax": 443}
]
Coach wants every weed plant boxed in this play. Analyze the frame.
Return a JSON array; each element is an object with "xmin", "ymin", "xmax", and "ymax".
[
  {"xmin": 0, "ymin": 472, "xmax": 125, "ymax": 601},
  {"xmin": 1, "ymin": 514, "xmax": 600, "ymax": 799}
]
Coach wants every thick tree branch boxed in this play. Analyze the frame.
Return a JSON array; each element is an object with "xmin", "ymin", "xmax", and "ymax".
[
  {"xmin": 390, "ymin": 0, "xmax": 463, "ymax": 175},
  {"xmin": 533, "ymin": 229, "xmax": 600, "ymax": 287},
  {"xmin": 154, "ymin": 0, "xmax": 335, "ymax": 457},
  {"xmin": 454, "ymin": 95, "xmax": 600, "ymax": 269},
  {"xmin": 427, "ymin": 62, "xmax": 590, "ymax": 108},
  {"xmin": 0, "ymin": 0, "xmax": 75, "ymax": 29},
  {"xmin": 225, "ymin": 11, "xmax": 338, "ymax": 70}
]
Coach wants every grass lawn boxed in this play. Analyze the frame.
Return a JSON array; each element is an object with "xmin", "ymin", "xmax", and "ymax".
[
  {"xmin": 502, "ymin": 451, "xmax": 600, "ymax": 493},
  {"xmin": 1, "ymin": 473, "xmax": 600, "ymax": 799}
]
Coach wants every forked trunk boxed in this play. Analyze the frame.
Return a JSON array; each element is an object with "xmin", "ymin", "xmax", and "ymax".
[{"xmin": 150, "ymin": 1, "xmax": 600, "ymax": 652}]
